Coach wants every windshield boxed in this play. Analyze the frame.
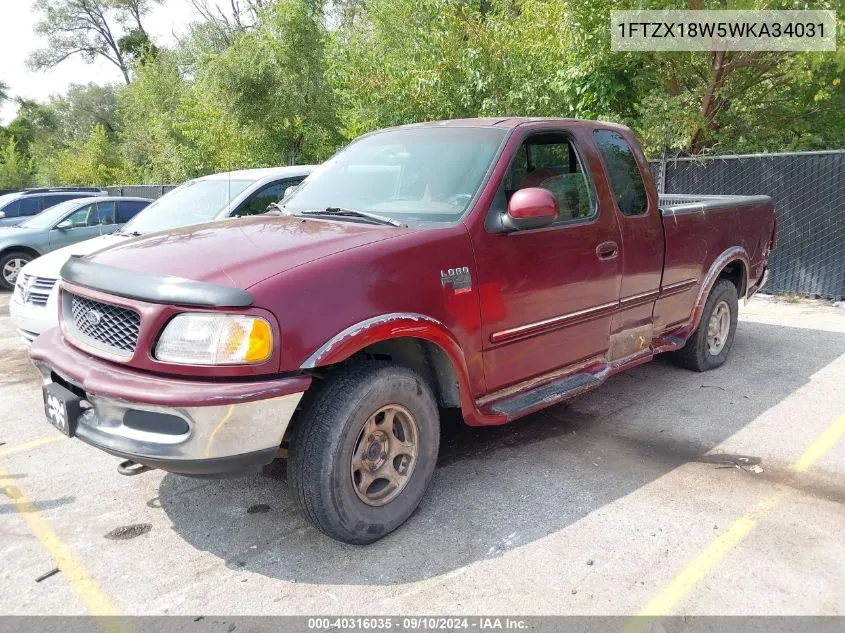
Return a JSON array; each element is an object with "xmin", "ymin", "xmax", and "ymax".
[
  {"xmin": 123, "ymin": 178, "xmax": 253, "ymax": 234},
  {"xmin": 18, "ymin": 200, "xmax": 81, "ymax": 229},
  {"xmin": 283, "ymin": 126, "xmax": 508, "ymax": 223}
]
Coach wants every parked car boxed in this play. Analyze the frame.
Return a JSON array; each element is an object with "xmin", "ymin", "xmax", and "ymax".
[
  {"xmin": 10, "ymin": 166, "xmax": 313, "ymax": 343},
  {"xmin": 30, "ymin": 119, "xmax": 775, "ymax": 544},
  {"xmin": 0, "ymin": 196, "xmax": 151, "ymax": 292},
  {"xmin": 0, "ymin": 188, "xmax": 107, "ymax": 227}
]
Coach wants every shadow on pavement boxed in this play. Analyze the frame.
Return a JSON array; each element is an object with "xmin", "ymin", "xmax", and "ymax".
[{"xmin": 159, "ymin": 321, "xmax": 845, "ymax": 585}]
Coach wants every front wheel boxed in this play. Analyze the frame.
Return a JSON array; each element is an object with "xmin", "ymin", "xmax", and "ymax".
[
  {"xmin": 288, "ymin": 362, "xmax": 440, "ymax": 544},
  {"xmin": 0, "ymin": 251, "xmax": 33, "ymax": 291},
  {"xmin": 670, "ymin": 278, "xmax": 739, "ymax": 372}
]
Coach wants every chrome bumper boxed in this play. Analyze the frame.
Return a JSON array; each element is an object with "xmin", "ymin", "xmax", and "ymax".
[{"xmin": 35, "ymin": 363, "xmax": 303, "ymax": 475}]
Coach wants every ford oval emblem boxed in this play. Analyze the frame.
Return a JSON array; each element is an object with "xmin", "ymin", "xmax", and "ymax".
[{"xmin": 85, "ymin": 309, "xmax": 103, "ymax": 326}]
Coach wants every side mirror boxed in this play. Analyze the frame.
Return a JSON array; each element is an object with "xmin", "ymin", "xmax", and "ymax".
[
  {"xmin": 55, "ymin": 219, "xmax": 73, "ymax": 230},
  {"xmin": 503, "ymin": 187, "xmax": 558, "ymax": 231},
  {"xmin": 283, "ymin": 185, "xmax": 298, "ymax": 200},
  {"xmin": 0, "ymin": 211, "xmax": 6, "ymax": 219}
]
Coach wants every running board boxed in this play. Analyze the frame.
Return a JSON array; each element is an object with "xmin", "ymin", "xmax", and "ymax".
[{"xmin": 483, "ymin": 369, "xmax": 607, "ymax": 420}]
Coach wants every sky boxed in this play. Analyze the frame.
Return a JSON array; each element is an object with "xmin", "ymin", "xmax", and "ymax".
[{"xmin": 0, "ymin": 0, "xmax": 201, "ymax": 124}]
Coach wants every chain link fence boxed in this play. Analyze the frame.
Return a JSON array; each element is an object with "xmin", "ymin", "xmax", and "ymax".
[
  {"xmin": 105, "ymin": 184, "xmax": 176, "ymax": 199},
  {"xmin": 651, "ymin": 150, "xmax": 845, "ymax": 301}
]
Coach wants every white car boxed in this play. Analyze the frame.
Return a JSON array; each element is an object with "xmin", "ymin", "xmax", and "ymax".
[{"xmin": 10, "ymin": 166, "xmax": 314, "ymax": 344}]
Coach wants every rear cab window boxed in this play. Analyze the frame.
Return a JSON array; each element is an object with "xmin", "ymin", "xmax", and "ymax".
[{"xmin": 592, "ymin": 129, "xmax": 648, "ymax": 217}]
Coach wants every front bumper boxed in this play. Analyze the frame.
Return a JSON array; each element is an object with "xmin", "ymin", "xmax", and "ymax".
[{"xmin": 30, "ymin": 328, "xmax": 311, "ymax": 476}]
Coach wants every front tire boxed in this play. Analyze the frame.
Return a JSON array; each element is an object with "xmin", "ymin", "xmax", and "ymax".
[
  {"xmin": 0, "ymin": 251, "xmax": 33, "ymax": 291},
  {"xmin": 288, "ymin": 362, "xmax": 440, "ymax": 544},
  {"xmin": 670, "ymin": 279, "xmax": 739, "ymax": 372}
]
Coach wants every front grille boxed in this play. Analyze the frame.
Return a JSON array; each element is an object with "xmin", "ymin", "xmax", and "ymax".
[
  {"xmin": 64, "ymin": 293, "xmax": 141, "ymax": 357},
  {"xmin": 18, "ymin": 274, "xmax": 57, "ymax": 307}
]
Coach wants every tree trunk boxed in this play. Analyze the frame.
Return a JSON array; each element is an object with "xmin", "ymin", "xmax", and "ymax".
[{"xmin": 689, "ymin": 50, "xmax": 728, "ymax": 154}]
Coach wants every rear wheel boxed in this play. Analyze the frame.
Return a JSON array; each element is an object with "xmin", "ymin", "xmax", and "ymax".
[
  {"xmin": 670, "ymin": 279, "xmax": 738, "ymax": 372},
  {"xmin": 288, "ymin": 362, "xmax": 440, "ymax": 544},
  {"xmin": 0, "ymin": 251, "xmax": 33, "ymax": 291}
]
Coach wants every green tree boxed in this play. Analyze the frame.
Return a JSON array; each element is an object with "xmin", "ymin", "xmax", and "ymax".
[
  {"xmin": 28, "ymin": 0, "xmax": 163, "ymax": 85},
  {"xmin": 200, "ymin": 0, "xmax": 339, "ymax": 163},
  {"xmin": 50, "ymin": 124, "xmax": 122, "ymax": 185},
  {"xmin": 0, "ymin": 138, "xmax": 35, "ymax": 189},
  {"xmin": 329, "ymin": 0, "xmax": 642, "ymax": 138},
  {"xmin": 52, "ymin": 83, "xmax": 120, "ymax": 141}
]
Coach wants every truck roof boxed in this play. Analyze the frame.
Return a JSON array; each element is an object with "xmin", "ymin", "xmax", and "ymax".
[{"xmin": 395, "ymin": 117, "xmax": 632, "ymax": 131}]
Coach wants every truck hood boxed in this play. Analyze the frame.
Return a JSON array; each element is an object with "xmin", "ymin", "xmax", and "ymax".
[
  {"xmin": 22, "ymin": 234, "xmax": 124, "ymax": 279},
  {"xmin": 84, "ymin": 216, "xmax": 407, "ymax": 289}
]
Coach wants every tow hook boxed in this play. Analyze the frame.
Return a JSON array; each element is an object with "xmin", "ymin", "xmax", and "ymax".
[{"xmin": 117, "ymin": 459, "xmax": 153, "ymax": 476}]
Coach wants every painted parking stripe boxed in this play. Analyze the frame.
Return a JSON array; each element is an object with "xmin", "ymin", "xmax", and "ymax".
[
  {"xmin": 0, "ymin": 434, "xmax": 66, "ymax": 458},
  {"xmin": 633, "ymin": 412, "xmax": 845, "ymax": 620},
  {"xmin": 0, "ymin": 465, "xmax": 119, "ymax": 616},
  {"xmin": 789, "ymin": 413, "xmax": 845, "ymax": 473}
]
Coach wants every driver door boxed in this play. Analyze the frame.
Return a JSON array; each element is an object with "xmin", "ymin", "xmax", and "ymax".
[{"xmin": 472, "ymin": 128, "xmax": 623, "ymax": 392}]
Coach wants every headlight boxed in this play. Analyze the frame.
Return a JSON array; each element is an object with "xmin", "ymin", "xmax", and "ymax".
[{"xmin": 155, "ymin": 314, "xmax": 273, "ymax": 365}]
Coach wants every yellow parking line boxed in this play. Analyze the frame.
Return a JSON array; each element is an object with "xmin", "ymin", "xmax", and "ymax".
[
  {"xmin": 789, "ymin": 413, "xmax": 845, "ymax": 473},
  {"xmin": 0, "ymin": 434, "xmax": 66, "ymax": 458},
  {"xmin": 0, "ymin": 465, "xmax": 119, "ymax": 616},
  {"xmin": 633, "ymin": 412, "xmax": 845, "ymax": 620},
  {"xmin": 634, "ymin": 495, "xmax": 780, "ymax": 619}
]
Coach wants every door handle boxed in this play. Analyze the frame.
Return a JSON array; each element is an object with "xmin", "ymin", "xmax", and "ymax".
[{"xmin": 596, "ymin": 241, "xmax": 618, "ymax": 261}]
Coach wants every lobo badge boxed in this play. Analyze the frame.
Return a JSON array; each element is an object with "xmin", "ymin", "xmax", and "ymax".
[{"xmin": 440, "ymin": 266, "xmax": 472, "ymax": 294}]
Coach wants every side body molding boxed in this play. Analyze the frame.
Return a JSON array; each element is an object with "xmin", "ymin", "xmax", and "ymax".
[{"xmin": 301, "ymin": 313, "xmax": 505, "ymax": 427}]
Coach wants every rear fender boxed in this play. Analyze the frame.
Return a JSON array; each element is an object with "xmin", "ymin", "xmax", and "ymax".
[{"xmin": 689, "ymin": 246, "xmax": 750, "ymax": 334}]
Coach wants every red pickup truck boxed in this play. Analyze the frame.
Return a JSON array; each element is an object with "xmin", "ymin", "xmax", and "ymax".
[{"xmin": 30, "ymin": 118, "xmax": 775, "ymax": 544}]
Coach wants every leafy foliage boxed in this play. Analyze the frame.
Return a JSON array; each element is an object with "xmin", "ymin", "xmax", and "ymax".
[
  {"xmin": 28, "ymin": 0, "xmax": 162, "ymax": 84},
  {"xmin": 0, "ymin": 138, "xmax": 35, "ymax": 189},
  {"xmin": 3, "ymin": 0, "xmax": 844, "ymax": 187}
]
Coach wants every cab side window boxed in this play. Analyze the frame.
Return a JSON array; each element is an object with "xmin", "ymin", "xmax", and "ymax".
[
  {"xmin": 1, "ymin": 200, "xmax": 20, "ymax": 218},
  {"xmin": 593, "ymin": 130, "xmax": 648, "ymax": 217},
  {"xmin": 117, "ymin": 200, "xmax": 149, "ymax": 222},
  {"xmin": 95, "ymin": 201, "xmax": 117, "ymax": 225},
  {"xmin": 495, "ymin": 133, "xmax": 596, "ymax": 224},
  {"xmin": 63, "ymin": 204, "xmax": 96, "ymax": 228},
  {"xmin": 41, "ymin": 194, "xmax": 74, "ymax": 210},
  {"xmin": 19, "ymin": 197, "xmax": 41, "ymax": 217},
  {"xmin": 236, "ymin": 179, "xmax": 302, "ymax": 216}
]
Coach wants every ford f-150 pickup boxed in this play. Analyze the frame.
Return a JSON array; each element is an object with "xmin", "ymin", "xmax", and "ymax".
[{"xmin": 30, "ymin": 118, "xmax": 776, "ymax": 544}]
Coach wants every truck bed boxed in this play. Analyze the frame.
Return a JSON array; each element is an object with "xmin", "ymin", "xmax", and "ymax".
[{"xmin": 655, "ymin": 193, "xmax": 776, "ymax": 334}]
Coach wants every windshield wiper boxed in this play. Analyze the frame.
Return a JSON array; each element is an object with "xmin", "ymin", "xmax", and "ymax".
[
  {"xmin": 115, "ymin": 230, "xmax": 142, "ymax": 237},
  {"xmin": 297, "ymin": 207, "xmax": 405, "ymax": 227}
]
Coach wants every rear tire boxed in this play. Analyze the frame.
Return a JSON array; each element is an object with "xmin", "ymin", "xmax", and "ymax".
[
  {"xmin": 670, "ymin": 279, "xmax": 738, "ymax": 372},
  {"xmin": 288, "ymin": 362, "xmax": 440, "ymax": 544},
  {"xmin": 0, "ymin": 251, "xmax": 33, "ymax": 291}
]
